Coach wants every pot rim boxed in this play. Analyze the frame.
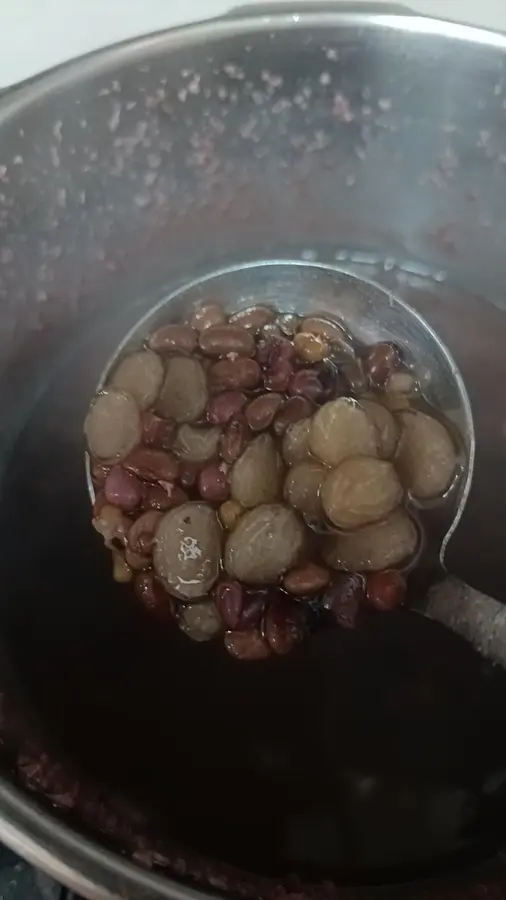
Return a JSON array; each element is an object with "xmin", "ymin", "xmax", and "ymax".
[
  {"xmin": 0, "ymin": 780, "xmax": 212, "ymax": 900},
  {"xmin": 1, "ymin": 5, "xmax": 506, "ymax": 124},
  {"xmin": 0, "ymin": 5, "xmax": 505, "ymax": 899}
]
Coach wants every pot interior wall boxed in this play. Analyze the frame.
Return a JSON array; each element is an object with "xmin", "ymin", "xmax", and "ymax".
[{"xmin": 0, "ymin": 11, "xmax": 506, "ymax": 892}]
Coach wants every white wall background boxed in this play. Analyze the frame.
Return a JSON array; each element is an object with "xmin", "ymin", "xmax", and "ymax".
[{"xmin": 1, "ymin": 0, "xmax": 506, "ymax": 86}]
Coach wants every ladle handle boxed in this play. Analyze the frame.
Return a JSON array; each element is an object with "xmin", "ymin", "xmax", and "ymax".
[{"xmin": 422, "ymin": 576, "xmax": 506, "ymax": 668}]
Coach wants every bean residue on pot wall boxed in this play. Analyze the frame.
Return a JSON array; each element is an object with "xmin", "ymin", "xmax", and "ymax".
[{"xmin": 85, "ymin": 302, "xmax": 463, "ymax": 660}]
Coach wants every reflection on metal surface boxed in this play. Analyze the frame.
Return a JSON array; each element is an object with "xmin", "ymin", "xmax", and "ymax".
[{"xmin": 0, "ymin": 819, "xmax": 118, "ymax": 900}]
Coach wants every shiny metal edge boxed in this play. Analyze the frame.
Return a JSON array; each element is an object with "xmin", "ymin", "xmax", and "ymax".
[
  {"xmin": 0, "ymin": 818, "xmax": 117, "ymax": 900},
  {"xmin": 0, "ymin": 780, "xmax": 218, "ymax": 900},
  {"xmin": 224, "ymin": 3, "xmax": 415, "ymax": 17},
  {"xmin": 0, "ymin": 11, "xmax": 506, "ymax": 125}
]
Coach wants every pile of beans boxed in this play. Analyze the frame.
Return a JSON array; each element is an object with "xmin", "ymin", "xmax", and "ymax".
[{"xmin": 85, "ymin": 302, "xmax": 461, "ymax": 660}]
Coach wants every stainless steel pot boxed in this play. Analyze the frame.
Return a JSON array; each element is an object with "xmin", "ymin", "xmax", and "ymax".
[{"xmin": 2, "ymin": 4, "xmax": 506, "ymax": 899}]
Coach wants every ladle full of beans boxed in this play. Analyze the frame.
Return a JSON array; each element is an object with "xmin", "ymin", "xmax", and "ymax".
[{"xmin": 85, "ymin": 279, "xmax": 466, "ymax": 662}]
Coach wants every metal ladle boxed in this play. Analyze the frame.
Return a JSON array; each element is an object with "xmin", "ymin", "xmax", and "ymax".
[{"xmin": 89, "ymin": 260, "xmax": 505, "ymax": 664}]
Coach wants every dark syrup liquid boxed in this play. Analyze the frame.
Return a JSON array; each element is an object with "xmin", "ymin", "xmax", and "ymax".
[{"xmin": 0, "ymin": 297, "xmax": 504, "ymax": 889}]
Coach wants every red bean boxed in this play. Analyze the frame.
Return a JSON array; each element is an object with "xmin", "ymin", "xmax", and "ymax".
[
  {"xmin": 104, "ymin": 466, "xmax": 143, "ymax": 511},
  {"xmin": 264, "ymin": 599, "xmax": 305, "ymax": 654},
  {"xmin": 238, "ymin": 593, "xmax": 265, "ymax": 629},
  {"xmin": 123, "ymin": 448, "xmax": 180, "ymax": 483},
  {"xmin": 190, "ymin": 304, "xmax": 227, "ymax": 332},
  {"xmin": 134, "ymin": 571, "xmax": 174, "ymax": 620},
  {"xmin": 207, "ymin": 391, "xmax": 247, "ymax": 425},
  {"xmin": 142, "ymin": 483, "xmax": 170, "ymax": 511},
  {"xmin": 264, "ymin": 359, "xmax": 293, "ymax": 392},
  {"xmin": 147, "ymin": 324, "xmax": 198, "ymax": 353},
  {"xmin": 283, "ymin": 564, "xmax": 330, "ymax": 595},
  {"xmin": 127, "ymin": 510, "xmax": 163, "ymax": 556},
  {"xmin": 363, "ymin": 342, "xmax": 401, "ymax": 387},
  {"xmin": 198, "ymin": 463, "xmax": 231, "ymax": 503},
  {"xmin": 215, "ymin": 580, "xmax": 244, "ymax": 629},
  {"xmin": 245, "ymin": 393, "xmax": 284, "ymax": 431},
  {"xmin": 224, "ymin": 630, "xmax": 271, "ymax": 661},
  {"xmin": 289, "ymin": 364, "xmax": 339, "ymax": 403},
  {"xmin": 199, "ymin": 325, "xmax": 255, "ymax": 358},
  {"xmin": 256, "ymin": 337, "xmax": 295, "ymax": 368},
  {"xmin": 366, "ymin": 569, "xmax": 406, "ymax": 611},
  {"xmin": 220, "ymin": 417, "xmax": 249, "ymax": 464},
  {"xmin": 289, "ymin": 369, "xmax": 325, "ymax": 403},
  {"xmin": 142, "ymin": 483, "xmax": 188, "ymax": 511},
  {"xmin": 141, "ymin": 412, "xmax": 176, "ymax": 450},
  {"xmin": 273, "ymin": 396, "xmax": 313, "ymax": 435},
  {"xmin": 229, "ymin": 306, "xmax": 275, "ymax": 331},
  {"xmin": 323, "ymin": 574, "xmax": 365, "ymax": 628},
  {"xmin": 209, "ymin": 358, "xmax": 262, "ymax": 391}
]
